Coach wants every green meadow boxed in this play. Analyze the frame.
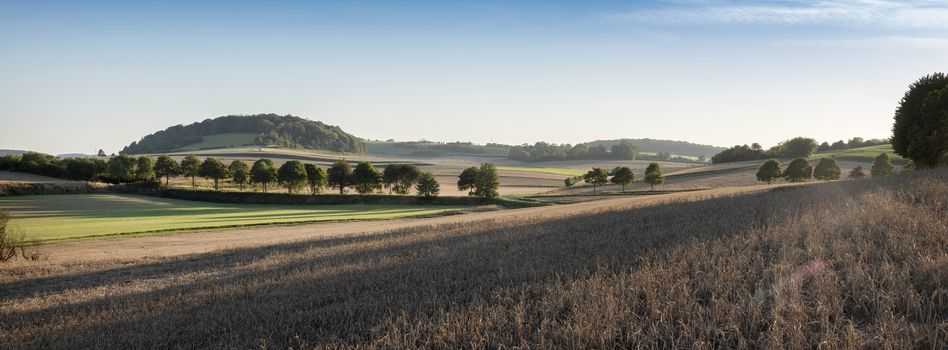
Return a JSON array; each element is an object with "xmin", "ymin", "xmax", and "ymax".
[{"xmin": 0, "ymin": 194, "xmax": 467, "ymax": 242}]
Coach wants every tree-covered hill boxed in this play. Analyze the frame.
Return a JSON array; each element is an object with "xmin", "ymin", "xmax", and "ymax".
[
  {"xmin": 583, "ymin": 138, "xmax": 726, "ymax": 158},
  {"xmin": 122, "ymin": 114, "xmax": 364, "ymax": 154}
]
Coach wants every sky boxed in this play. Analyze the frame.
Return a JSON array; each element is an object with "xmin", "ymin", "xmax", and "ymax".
[{"xmin": 1, "ymin": 0, "xmax": 947, "ymax": 155}]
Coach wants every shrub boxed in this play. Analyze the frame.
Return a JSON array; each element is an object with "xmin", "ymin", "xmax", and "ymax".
[
  {"xmin": 849, "ymin": 166, "xmax": 866, "ymax": 179},
  {"xmin": 756, "ymin": 159, "xmax": 782, "ymax": 184},
  {"xmin": 783, "ymin": 158, "xmax": 812, "ymax": 182},
  {"xmin": 813, "ymin": 158, "xmax": 841, "ymax": 180},
  {"xmin": 871, "ymin": 153, "xmax": 895, "ymax": 177}
]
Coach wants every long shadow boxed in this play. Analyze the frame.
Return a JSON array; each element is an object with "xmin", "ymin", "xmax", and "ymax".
[{"xmin": 2, "ymin": 171, "xmax": 938, "ymax": 349}]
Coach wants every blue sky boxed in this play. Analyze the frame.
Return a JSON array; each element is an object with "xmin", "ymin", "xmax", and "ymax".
[{"xmin": 1, "ymin": 0, "xmax": 947, "ymax": 154}]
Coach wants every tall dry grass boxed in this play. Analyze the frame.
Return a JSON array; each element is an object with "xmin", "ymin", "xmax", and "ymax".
[{"xmin": 0, "ymin": 169, "xmax": 945, "ymax": 349}]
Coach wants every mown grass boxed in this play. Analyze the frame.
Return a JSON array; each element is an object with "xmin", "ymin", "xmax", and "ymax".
[
  {"xmin": 0, "ymin": 194, "xmax": 468, "ymax": 242},
  {"xmin": 0, "ymin": 169, "xmax": 945, "ymax": 348},
  {"xmin": 495, "ymin": 166, "xmax": 587, "ymax": 177},
  {"xmin": 175, "ymin": 133, "xmax": 259, "ymax": 151}
]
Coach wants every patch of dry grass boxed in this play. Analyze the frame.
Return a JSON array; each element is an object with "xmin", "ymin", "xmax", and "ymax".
[{"xmin": 0, "ymin": 169, "xmax": 945, "ymax": 349}]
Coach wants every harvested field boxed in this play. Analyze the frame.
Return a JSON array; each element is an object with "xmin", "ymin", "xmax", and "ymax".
[{"xmin": 1, "ymin": 169, "xmax": 944, "ymax": 348}]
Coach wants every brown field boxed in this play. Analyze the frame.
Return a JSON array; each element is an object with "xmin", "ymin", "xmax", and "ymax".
[{"xmin": 1, "ymin": 168, "xmax": 944, "ymax": 348}]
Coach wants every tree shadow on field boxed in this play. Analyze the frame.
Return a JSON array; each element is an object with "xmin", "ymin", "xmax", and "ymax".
[{"xmin": 0, "ymin": 175, "xmax": 914, "ymax": 349}]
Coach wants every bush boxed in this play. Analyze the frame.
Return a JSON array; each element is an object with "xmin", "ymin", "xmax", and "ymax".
[
  {"xmin": 783, "ymin": 158, "xmax": 812, "ymax": 182},
  {"xmin": 756, "ymin": 159, "xmax": 782, "ymax": 184},
  {"xmin": 813, "ymin": 158, "xmax": 841, "ymax": 180},
  {"xmin": 871, "ymin": 153, "xmax": 895, "ymax": 178}
]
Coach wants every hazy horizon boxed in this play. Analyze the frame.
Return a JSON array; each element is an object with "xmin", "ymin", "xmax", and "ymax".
[{"xmin": 3, "ymin": 0, "xmax": 947, "ymax": 155}]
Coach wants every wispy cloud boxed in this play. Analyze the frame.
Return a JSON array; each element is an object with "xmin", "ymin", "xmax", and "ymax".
[
  {"xmin": 776, "ymin": 36, "xmax": 948, "ymax": 49},
  {"xmin": 602, "ymin": 1, "xmax": 948, "ymax": 28}
]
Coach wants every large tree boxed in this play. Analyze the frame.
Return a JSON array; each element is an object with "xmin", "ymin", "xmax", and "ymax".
[
  {"xmin": 327, "ymin": 159, "xmax": 354, "ymax": 195},
  {"xmin": 383, "ymin": 164, "xmax": 421, "ymax": 195},
  {"xmin": 154, "ymin": 155, "xmax": 180, "ymax": 186},
  {"xmin": 415, "ymin": 172, "xmax": 440, "ymax": 197},
  {"xmin": 135, "ymin": 156, "xmax": 154, "ymax": 182},
  {"xmin": 610, "ymin": 166, "xmax": 634, "ymax": 192},
  {"xmin": 756, "ymin": 159, "xmax": 782, "ymax": 184},
  {"xmin": 644, "ymin": 162, "xmax": 665, "ymax": 191},
  {"xmin": 304, "ymin": 163, "xmax": 328, "ymax": 195},
  {"xmin": 870, "ymin": 153, "xmax": 895, "ymax": 177},
  {"xmin": 228, "ymin": 160, "xmax": 250, "ymax": 190},
  {"xmin": 892, "ymin": 72, "xmax": 948, "ymax": 168},
  {"xmin": 813, "ymin": 158, "xmax": 841, "ymax": 180},
  {"xmin": 474, "ymin": 163, "xmax": 500, "ymax": 198},
  {"xmin": 199, "ymin": 157, "xmax": 229, "ymax": 190},
  {"xmin": 107, "ymin": 154, "xmax": 137, "ymax": 183},
  {"xmin": 250, "ymin": 158, "xmax": 277, "ymax": 192},
  {"xmin": 180, "ymin": 155, "xmax": 202, "ymax": 188},
  {"xmin": 776, "ymin": 137, "xmax": 819, "ymax": 158},
  {"xmin": 277, "ymin": 160, "xmax": 308, "ymax": 193},
  {"xmin": 352, "ymin": 161, "xmax": 382, "ymax": 194},
  {"xmin": 783, "ymin": 158, "xmax": 812, "ymax": 183},
  {"xmin": 583, "ymin": 167, "xmax": 609, "ymax": 193},
  {"xmin": 457, "ymin": 166, "xmax": 479, "ymax": 196}
]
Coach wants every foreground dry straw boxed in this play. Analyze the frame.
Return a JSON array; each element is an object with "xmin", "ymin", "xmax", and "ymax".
[{"xmin": 1, "ymin": 169, "xmax": 946, "ymax": 349}]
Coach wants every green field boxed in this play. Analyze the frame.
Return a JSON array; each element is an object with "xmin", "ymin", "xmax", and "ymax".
[
  {"xmin": 176, "ymin": 133, "xmax": 260, "ymax": 151},
  {"xmin": 811, "ymin": 144, "xmax": 906, "ymax": 163},
  {"xmin": 495, "ymin": 166, "xmax": 587, "ymax": 177},
  {"xmin": 0, "ymin": 194, "xmax": 467, "ymax": 242}
]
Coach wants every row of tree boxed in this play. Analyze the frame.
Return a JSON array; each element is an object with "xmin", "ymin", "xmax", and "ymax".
[
  {"xmin": 151, "ymin": 156, "xmax": 441, "ymax": 197},
  {"xmin": 563, "ymin": 163, "xmax": 666, "ymax": 192},
  {"xmin": 816, "ymin": 137, "xmax": 888, "ymax": 153},
  {"xmin": 755, "ymin": 153, "xmax": 897, "ymax": 184},
  {"xmin": 508, "ymin": 141, "xmax": 640, "ymax": 162},
  {"xmin": 712, "ymin": 137, "xmax": 823, "ymax": 164}
]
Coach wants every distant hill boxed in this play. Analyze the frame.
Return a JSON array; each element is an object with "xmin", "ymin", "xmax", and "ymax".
[
  {"xmin": 122, "ymin": 114, "xmax": 364, "ymax": 155},
  {"xmin": 583, "ymin": 138, "xmax": 726, "ymax": 158}
]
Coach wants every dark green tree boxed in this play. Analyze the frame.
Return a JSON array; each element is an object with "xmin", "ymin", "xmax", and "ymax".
[
  {"xmin": 180, "ymin": 155, "xmax": 201, "ymax": 188},
  {"xmin": 154, "ymin": 156, "xmax": 180, "ymax": 186},
  {"xmin": 304, "ymin": 163, "xmax": 328, "ymax": 195},
  {"xmin": 135, "ymin": 156, "xmax": 155, "ymax": 182},
  {"xmin": 327, "ymin": 159, "xmax": 354, "ymax": 194},
  {"xmin": 783, "ymin": 158, "xmax": 812, "ymax": 182},
  {"xmin": 610, "ymin": 166, "xmax": 634, "ymax": 192},
  {"xmin": 383, "ymin": 164, "xmax": 421, "ymax": 195},
  {"xmin": 564, "ymin": 177, "xmax": 577, "ymax": 189},
  {"xmin": 108, "ymin": 154, "xmax": 137, "ymax": 183},
  {"xmin": 352, "ymin": 161, "xmax": 382, "ymax": 194},
  {"xmin": 776, "ymin": 137, "xmax": 819, "ymax": 158},
  {"xmin": 756, "ymin": 159, "xmax": 782, "ymax": 184},
  {"xmin": 474, "ymin": 163, "xmax": 500, "ymax": 198},
  {"xmin": 415, "ymin": 172, "xmax": 440, "ymax": 197},
  {"xmin": 199, "ymin": 157, "xmax": 229, "ymax": 190},
  {"xmin": 228, "ymin": 160, "xmax": 250, "ymax": 190},
  {"xmin": 870, "ymin": 153, "xmax": 895, "ymax": 177},
  {"xmin": 251, "ymin": 158, "xmax": 277, "ymax": 192},
  {"xmin": 277, "ymin": 160, "xmax": 307, "ymax": 193},
  {"xmin": 892, "ymin": 73, "xmax": 948, "ymax": 167},
  {"xmin": 813, "ymin": 158, "xmax": 841, "ymax": 180},
  {"xmin": 457, "ymin": 166, "xmax": 479, "ymax": 196},
  {"xmin": 583, "ymin": 167, "xmax": 609, "ymax": 193},
  {"xmin": 644, "ymin": 162, "xmax": 665, "ymax": 191}
]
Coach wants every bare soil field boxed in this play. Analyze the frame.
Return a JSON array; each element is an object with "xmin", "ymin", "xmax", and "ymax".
[{"xmin": 1, "ymin": 169, "xmax": 943, "ymax": 348}]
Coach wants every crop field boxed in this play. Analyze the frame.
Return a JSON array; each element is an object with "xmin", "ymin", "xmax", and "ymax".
[
  {"xmin": 365, "ymin": 141, "xmax": 509, "ymax": 157},
  {"xmin": 174, "ymin": 133, "xmax": 259, "ymax": 151},
  {"xmin": 0, "ymin": 194, "xmax": 468, "ymax": 242},
  {"xmin": 1, "ymin": 168, "xmax": 944, "ymax": 348},
  {"xmin": 494, "ymin": 166, "xmax": 587, "ymax": 177}
]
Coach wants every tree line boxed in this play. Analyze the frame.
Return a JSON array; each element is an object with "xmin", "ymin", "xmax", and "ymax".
[
  {"xmin": 756, "ymin": 153, "xmax": 898, "ymax": 184},
  {"xmin": 563, "ymin": 162, "xmax": 666, "ymax": 193},
  {"xmin": 508, "ymin": 141, "xmax": 639, "ymax": 162}
]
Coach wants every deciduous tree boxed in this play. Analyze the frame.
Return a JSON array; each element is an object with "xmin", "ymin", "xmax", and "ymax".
[
  {"xmin": 228, "ymin": 160, "xmax": 250, "ymax": 190},
  {"xmin": 353, "ymin": 161, "xmax": 382, "ymax": 194},
  {"xmin": 610, "ymin": 166, "xmax": 634, "ymax": 192},
  {"xmin": 277, "ymin": 160, "xmax": 307, "ymax": 193},
  {"xmin": 474, "ymin": 163, "xmax": 500, "ymax": 198},
  {"xmin": 644, "ymin": 162, "xmax": 665, "ymax": 190},
  {"xmin": 457, "ymin": 166, "xmax": 479, "ymax": 196},
  {"xmin": 180, "ymin": 155, "xmax": 201, "ymax": 188},
  {"xmin": 783, "ymin": 158, "xmax": 812, "ymax": 183},
  {"xmin": 583, "ymin": 167, "xmax": 609, "ymax": 193},
  {"xmin": 327, "ymin": 160, "xmax": 354, "ymax": 194},
  {"xmin": 415, "ymin": 172, "xmax": 440, "ymax": 197},
  {"xmin": 304, "ymin": 163, "xmax": 328, "ymax": 195},
  {"xmin": 135, "ymin": 156, "xmax": 154, "ymax": 182},
  {"xmin": 154, "ymin": 156, "xmax": 180, "ymax": 186},
  {"xmin": 756, "ymin": 159, "xmax": 782, "ymax": 184},
  {"xmin": 813, "ymin": 158, "xmax": 841, "ymax": 180},
  {"xmin": 870, "ymin": 153, "xmax": 895, "ymax": 177},
  {"xmin": 251, "ymin": 158, "xmax": 277, "ymax": 192},
  {"xmin": 199, "ymin": 157, "xmax": 229, "ymax": 190}
]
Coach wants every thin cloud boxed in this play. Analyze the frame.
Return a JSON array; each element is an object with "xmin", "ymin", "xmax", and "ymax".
[
  {"xmin": 602, "ymin": 1, "xmax": 948, "ymax": 28},
  {"xmin": 776, "ymin": 36, "xmax": 948, "ymax": 49}
]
